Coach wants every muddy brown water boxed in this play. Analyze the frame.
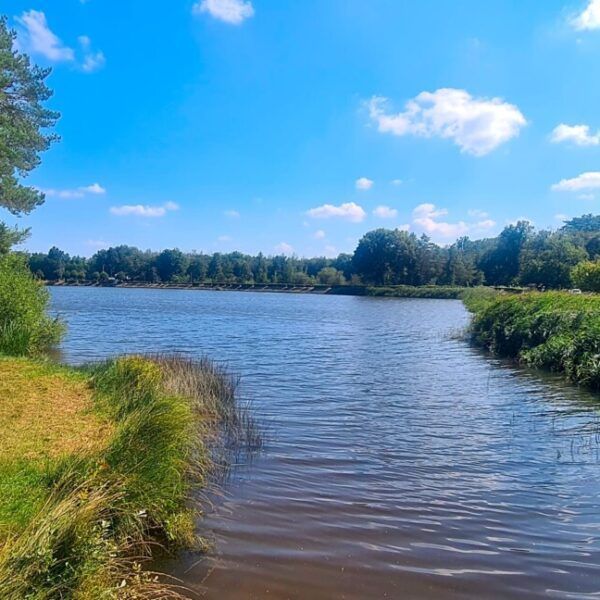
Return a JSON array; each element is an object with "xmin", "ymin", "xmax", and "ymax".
[{"xmin": 51, "ymin": 287, "xmax": 600, "ymax": 599}]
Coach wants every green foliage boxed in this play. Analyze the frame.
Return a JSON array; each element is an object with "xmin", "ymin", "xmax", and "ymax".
[
  {"xmin": 352, "ymin": 228, "xmax": 446, "ymax": 286},
  {"xmin": 317, "ymin": 267, "xmax": 344, "ymax": 285},
  {"xmin": 0, "ymin": 223, "xmax": 28, "ymax": 254},
  {"xmin": 479, "ymin": 221, "xmax": 533, "ymax": 286},
  {"xmin": 366, "ymin": 285, "xmax": 468, "ymax": 299},
  {"xmin": 0, "ymin": 355, "xmax": 246, "ymax": 598},
  {"xmin": 572, "ymin": 260, "xmax": 600, "ymax": 292},
  {"xmin": 0, "ymin": 253, "xmax": 63, "ymax": 355},
  {"xmin": 23, "ymin": 212, "xmax": 600, "ymax": 292},
  {"xmin": 469, "ymin": 292, "xmax": 600, "ymax": 390},
  {"xmin": 0, "ymin": 17, "xmax": 59, "ymax": 215},
  {"xmin": 519, "ymin": 232, "xmax": 586, "ymax": 289}
]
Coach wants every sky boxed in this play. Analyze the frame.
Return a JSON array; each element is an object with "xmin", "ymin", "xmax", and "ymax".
[{"xmin": 3, "ymin": 0, "xmax": 600, "ymax": 257}]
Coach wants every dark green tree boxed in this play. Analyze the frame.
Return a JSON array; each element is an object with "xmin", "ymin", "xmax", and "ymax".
[
  {"xmin": 0, "ymin": 17, "xmax": 59, "ymax": 218},
  {"xmin": 155, "ymin": 249, "xmax": 188, "ymax": 282}
]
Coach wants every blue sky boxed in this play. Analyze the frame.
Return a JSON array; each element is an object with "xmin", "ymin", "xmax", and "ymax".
[{"xmin": 4, "ymin": 0, "xmax": 600, "ymax": 257}]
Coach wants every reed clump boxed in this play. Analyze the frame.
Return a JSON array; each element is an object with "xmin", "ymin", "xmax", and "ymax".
[
  {"xmin": 468, "ymin": 291, "xmax": 600, "ymax": 390},
  {"xmin": 0, "ymin": 354, "xmax": 256, "ymax": 599}
]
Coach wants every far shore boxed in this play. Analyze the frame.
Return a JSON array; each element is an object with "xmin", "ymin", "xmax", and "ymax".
[{"xmin": 46, "ymin": 280, "xmax": 498, "ymax": 299}]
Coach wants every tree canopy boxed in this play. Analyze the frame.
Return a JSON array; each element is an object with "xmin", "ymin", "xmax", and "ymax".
[
  {"xmin": 0, "ymin": 16, "xmax": 59, "ymax": 217},
  {"xmin": 24, "ymin": 213, "xmax": 600, "ymax": 290}
]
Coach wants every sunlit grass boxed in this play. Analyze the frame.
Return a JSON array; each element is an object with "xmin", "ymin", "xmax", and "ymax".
[
  {"xmin": 0, "ymin": 354, "xmax": 256, "ymax": 598},
  {"xmin": 469, "ymin": 291, "xmax": 600, "ymax": 389}
]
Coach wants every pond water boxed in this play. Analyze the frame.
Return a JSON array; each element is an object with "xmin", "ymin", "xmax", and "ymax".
[{"xmin": 51, "ymin": 286, "xmax": 600, "ymax": 599}]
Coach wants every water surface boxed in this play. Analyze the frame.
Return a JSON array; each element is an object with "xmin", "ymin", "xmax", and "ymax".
[{"xmin": 51, "ymin": 287, "xmax": 600, "ymax": 599}]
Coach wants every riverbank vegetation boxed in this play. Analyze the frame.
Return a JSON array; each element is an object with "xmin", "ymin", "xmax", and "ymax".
[
  {"xmin": 0, "ymin": 19, "xmax": 257, "ymax": 598},
  {"xmin": 0, "ymin": 353, "xmax": 247, "ymax": 598},
  {"xmin": 25, "ymin": 214, "xmax": 600, "ymax": 291},
  {"xmin": 468, "ymin": 291, "xmax": 600, "ymax": 390}
]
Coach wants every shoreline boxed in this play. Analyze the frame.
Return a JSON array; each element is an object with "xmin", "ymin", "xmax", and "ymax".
[
  {"xmin": 0, "ymin": 354, "xmax": 248, "ymax": 599},
  {"xmin": 465, "ymin": 290, "xmax": 600, "ymax": 391},
  {"xmin": 46, "ymin": 281, "xmax": 496, "ymax": 299}
]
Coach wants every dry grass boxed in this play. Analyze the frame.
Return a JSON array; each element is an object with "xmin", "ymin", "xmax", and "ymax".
[{"xmin": 0, "ymin": 358, "xmax": 112, "ymax": 462}]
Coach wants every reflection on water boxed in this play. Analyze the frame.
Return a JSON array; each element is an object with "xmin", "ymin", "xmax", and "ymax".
[{"xmin": 51, "ymin": 287, "xmax": 600, "ymax": 599}]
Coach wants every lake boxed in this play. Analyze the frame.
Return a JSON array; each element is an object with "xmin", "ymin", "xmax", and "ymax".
[{"xmin": 50, "ymin": 286, "xmax": 600, "ymax": 599}]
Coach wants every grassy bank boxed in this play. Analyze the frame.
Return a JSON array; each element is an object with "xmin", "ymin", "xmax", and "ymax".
[
  {"xmin": 366, "ymin": 285, "xmax": 468, "ymax": 299},
  {"xmin": 467, "ymin": 291, "xmax": 600, "ymax": 390},
  {"xmin": 0, "ymin": 354, "xmax": 246, "ymax": 599}
]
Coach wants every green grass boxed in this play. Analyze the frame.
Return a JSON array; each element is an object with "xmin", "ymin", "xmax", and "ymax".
[
  {"xmin": 468, "ymin": 291, "xmax": 600, "ymax": 390},
  {"xmin": 0, "ymin": 354, "xmax": 246, "ymax": 599},
  {"xmin": 366, "ymin": 285, "xmax": 470, "ymax": 299}
]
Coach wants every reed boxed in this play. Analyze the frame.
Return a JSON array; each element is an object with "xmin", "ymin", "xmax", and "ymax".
[
  {"xmin": 0, "ymin": 354, "xmax": 257, "ymax": 598},
  {"xmin": 468, "ymin": 291, "xmax": 600, "ymax": 390}
]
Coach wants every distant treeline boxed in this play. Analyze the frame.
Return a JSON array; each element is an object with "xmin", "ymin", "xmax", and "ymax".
[{"xmin": 26, "ymin": 214, "xmax": 600, "ymax": 290}]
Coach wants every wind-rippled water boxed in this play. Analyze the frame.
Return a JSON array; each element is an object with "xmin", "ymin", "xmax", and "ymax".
[{"xmin": 50, "ymin": 287, "xmax": 600, "ymax": 599}]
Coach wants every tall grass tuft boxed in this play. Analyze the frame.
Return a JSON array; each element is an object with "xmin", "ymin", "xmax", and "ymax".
[{"xmin": 0, "ymin": 354, "xmax": 258, "ymax": 598}]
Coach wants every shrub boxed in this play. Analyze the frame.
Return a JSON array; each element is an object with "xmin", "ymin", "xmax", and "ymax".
[
  {"xmin": 0, "ymin": 253, "xmax": 64, "ymax": 355},
  {"xmin": 571, "ymin": 260, "xmax": 600, "ymax": 292},
  {"xmin": 469, "ymin": 291, "xmax": 600, "ymax": 390}
]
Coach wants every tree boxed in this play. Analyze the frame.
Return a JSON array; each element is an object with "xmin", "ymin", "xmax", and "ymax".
[
  {"xmin": 187, "ymin": 254, "xmax": 208, "ymax": 283},
  {"xmin": 572, "ymin": 260, "xmax": 600, "ymax": 292},
  {"xmin": 479, "ymin": 221, "xmax": 533, "ymax": 286},
  {"xmin": 317, "ymin": 267, "xmax": 344, "ymax": 286},
  {"xmin": 519, "ymin": 232, "xmax": 586, "ymax": 289},
  {"xmin": 155, "ymin": 249, "xmax": 188, "ymax": 282},
  {"xmin": 562, "ymin": 214, "xmax": 600, "ymax": 233},
  {"xmin": 0, "ymin": 17, "xmax": 59, "ymax": 216},
  {"xmin": 352, "ymin": 229, "xmax": 420, "ymax": 286}
]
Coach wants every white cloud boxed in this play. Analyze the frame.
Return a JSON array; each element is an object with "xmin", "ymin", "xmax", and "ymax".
[
  {"xmin": 86, "ymin": 239, "xmax": 110, "ymax": 250},
  {"xmin": 368, "ymin": 88, "xmax": 526, "ymax": 156},
  {"xmin": 373, "ymin": 205, "xmax": 398, "ymax": 219},
  {"xmin": 82, "ymin": 50, "xmax": 105, "ymax": 73},
  {"xmin": 391, "ymin": 179, "xmax": 403, "ymax": 186},
  {"xmin": 550, "ymin": 123, "xmax": 600, "ymax": 146},
  {"xmin": 217, "ymin": 235, "xmax": 232, "ymax": 242},
  {"xmin": 579, "ymin": 193, "xmax": 596, "ymax": 200},
  {"xmin": 551, "ymin": 171, "xmax": 600, "ymax": 192},
  {"xmin": 42, "ymin": 183, "xmax": 106, "ymax": 199},
  {"xmin": 78, "ymin": 35, "xmax": 105, "ymax": 73},
  {"xmin": 193, "ymin": 0, "xmax": 254, "ymax": 24},
  {"xmin": 44, "ymin": 189, "xmax": 84, "ymax": 199},
  {"xmin": 467, "ymin": 209, "xmax": 489, "ymax": 219},
  {"xmin": 473, "ymin": 219, "xmax": 496, "ymax": 230},
  {"xmin": 572, "ymin": 0, "xmax": 600, "ymax": 30},
  {"xmin": 307, "ymin": 202, "xmax": 366, "ymax": 223},
  {"xmin": 224, "ymin": 209, "xmax": 240, "ymax": 218},
  {"xmin": 80, "ymin": 183, "xmax": 106, "ymax": 194},
  {"xmin": 412, "ymin": 203, "xmax": 469, "ymax": 238},
  {"xmin": 412, "ymin": 203, "xmax": 448, "ymax": 219},
  {"xmin": 15, "ymin": 12, "xmax": 104, "ymax": 72},
  {"xmin": 324, "ymin": 245, "xmax": 337, "ymax": 257},
  {"xmin": 313, "ymin": 229, "xmax": 326, "ymax": 239},
  {"xmin": 397, "ymin": 224, "xmax": 410, "ymax": 231},
  {"xmin": 275, "ymin": 242, "xmax": 294, "ymax": 255},
  {"xmin": 355, "ymin": 177, "xmax": 373, "ymax": 190},
  {"xmin": 110, "ymin": 202, "xmax": 179, "ymax": 218},
  {"xmin": 555, "ymin": 213, "xmax": 570, "ymax": 222},
  {"xmin": 16, "ymin": 10, "xmax": 74, "ymax": 62}
]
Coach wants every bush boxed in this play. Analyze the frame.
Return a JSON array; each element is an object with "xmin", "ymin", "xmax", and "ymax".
[
  {"xmin": 0, "ymin": 253, "xmax": 64, "ymax": 355},
  {"xmin": 469, "ymin": 291, "xmax": 600, "ymax": 390},
  {"xmin": 572, "ymin": 260, "xmax": 600, "ymax": 292}
]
